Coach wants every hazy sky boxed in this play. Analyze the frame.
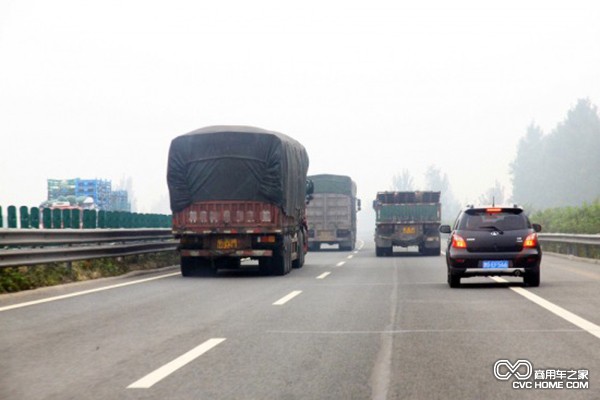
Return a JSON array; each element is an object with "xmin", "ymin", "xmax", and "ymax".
[{"xmin": 1, "ymin": 0, "xmax": 599, "ymax": 224}]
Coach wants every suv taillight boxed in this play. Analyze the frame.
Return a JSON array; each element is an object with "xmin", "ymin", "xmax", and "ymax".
[
  {"xmin": 451, "ymin": 234, "xmax": 467, "ymax": 249},
  {"xmin": 523, "ymin": 233, "xmax": 538, "ymax": 248}
]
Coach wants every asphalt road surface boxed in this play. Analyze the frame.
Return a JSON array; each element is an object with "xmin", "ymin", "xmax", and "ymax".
[{"xmin": 1, "ymin": 237, "xmax": 599, "ymax": 399}]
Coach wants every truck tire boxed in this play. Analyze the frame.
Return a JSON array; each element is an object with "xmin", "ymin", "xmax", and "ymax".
[
  {"xmin": 339, "ymin": 241, "xmax": 352, "ymax": 251},
  {"xmin": 292, "ymin": 231, "xmax": 305, "ymax": 269},
  {"xmin": 376, "ymin": 246, "xmax": 384, "ymax": 257},
  {"xmin": 181, "ymin": 256, "xmax": 195, "ymax": 277},
  {"xmin": 263, "ymin": 235, "xmax": 292, "ymax": 276},
  {"xmin": 181, "ymin": 256, "xmax": 215, "ymax": 277}
]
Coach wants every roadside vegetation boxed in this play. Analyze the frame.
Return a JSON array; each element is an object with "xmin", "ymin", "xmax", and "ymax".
[
  {"xmin": 0, "ymin": 251, "xmax": 178, "ymax": 294},
  {"xmin": 530, "ymin": 200, "xmax": 600, "ymax": 234},
  {"xmin": 529, "ymin": 200, "xmax": 600, "ymax": 260}
]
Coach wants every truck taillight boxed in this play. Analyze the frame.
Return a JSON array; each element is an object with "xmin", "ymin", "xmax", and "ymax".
[
  {"xmin": 523, "ymin": 233, "xmax": 537, "ymax": 248},
  {"xmin": 257, "ymin": 235, "xmax": 276, "ymax": 243},
  {"xmin": 451, "ymin": 234, "xmax": 467, "ymax": 249},
  {"xmin": 199, "ymin": 211, "xmax": 208, "ymax": 223},
  {"xmin": 260, "ymin": 210, "xmax": 271, "ymax": 222}
]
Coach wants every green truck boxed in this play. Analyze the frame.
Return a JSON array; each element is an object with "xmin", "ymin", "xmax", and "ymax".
[
  {"xmin": 373, "ymin": 191, "xmax": 441, "ymax": 256},
  {"xmin": 306, "ymin": 174, "xmax": 360, "ymax": 251}
]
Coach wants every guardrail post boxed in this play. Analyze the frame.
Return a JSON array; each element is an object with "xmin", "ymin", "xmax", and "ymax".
[
  {"xmin": 8, "ymin": 206, "xmax": 17, "ymax": 228},
  {"xmin": 52, "ymin": 209, "xmax": 62, "ymax": 229},
  {"xmin": 19, "ymin": 206, "xmax": 30, "ymax": 228},
  {"xmin": 30, "ymin": 207, "xmax": 40, "ymax": 229}
]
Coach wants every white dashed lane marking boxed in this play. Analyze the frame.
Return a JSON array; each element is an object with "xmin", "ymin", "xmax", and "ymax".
[
  {"xmin": 273, "ymin": 290, "xmax": 302, "ymax": 305},
  {"xmin": 127, "ymin": 338, "xmax": 226, "ymax": 389}
]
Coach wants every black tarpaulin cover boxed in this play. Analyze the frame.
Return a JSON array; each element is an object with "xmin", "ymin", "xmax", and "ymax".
[{"xmin": 167, "ymin": 126, "xmax": 309, "ymax": 216}]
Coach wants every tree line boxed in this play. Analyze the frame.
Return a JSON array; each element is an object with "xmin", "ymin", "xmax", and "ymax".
[
  {"xmin": 390, "ymin": 98, "xmax": 600, "ymax": 232},
  {"xmin": 511, "ymin": 98, "xmax": 600, "ymax": 210}
]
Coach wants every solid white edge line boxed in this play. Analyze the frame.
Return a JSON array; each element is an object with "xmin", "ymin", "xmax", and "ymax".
[
  {"xmin": 0, "ymin": 272, "xmax": 181, "ymax": 312},
  {"xmin": 127, "ymin": 338, "xmax": 226, "ymax": 389},
  {"xmin": 336, "ymin": 261, "xmax": 345, "ymax": 267},
  {"xmin": 316, "ymin": 272, "xmax": 331, "ymax": 280},
  {"xmin": 273, "ymin": 290, "xmax": 302, "ymax": 305},
  {"xmin": 490, "ymin": 277, "xmax": 600, "ymax": 340}
]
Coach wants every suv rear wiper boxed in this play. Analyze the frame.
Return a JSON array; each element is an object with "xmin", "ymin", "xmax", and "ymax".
[{"xmin": 478, "ymin": 225, "xmax": 504, "ymax": 234}]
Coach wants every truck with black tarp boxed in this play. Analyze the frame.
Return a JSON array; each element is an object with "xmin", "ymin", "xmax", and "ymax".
[
  {"xmin": 306, "ymin": 174, "xmax": 360, "ymax": 251},
  {"xmin": 373, "ymin": 191, "xmax": 441, "ymax": 256},
  {"xmin": 167, "ymin": 125, "xmax": 311, "ymax": 276}
]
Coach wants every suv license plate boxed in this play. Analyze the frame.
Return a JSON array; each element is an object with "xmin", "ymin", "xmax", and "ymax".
[{"xmin": 482, "ymin": 260, "xmax": 509, "ymax": 269}]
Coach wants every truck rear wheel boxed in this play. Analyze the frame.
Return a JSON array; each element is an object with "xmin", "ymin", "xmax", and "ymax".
[
  {"xmin": 261, "ymin": 235, "xmax": 292, "ymax": 276},
  {"xmin": 339, "ymin": 241, "xmax": 353, "ymax": 251},
  {"xmin": 181, "ymin": 256, "xmax": 195, "ymax": 277},
  {"xmin": 181, "ymin": 256, "xmax": 216, "ymax": 277},
  {"xmin": 292, "ymin": 231, "xmax": 305, "ymax": 269}
]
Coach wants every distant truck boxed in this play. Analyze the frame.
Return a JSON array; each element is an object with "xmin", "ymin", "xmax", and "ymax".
[
  {"xmin": 167, "ymin": 126, "xmax": 312, "ymax": 276},
  {"xmin": 373, "ymin": 191, "xmax": 441, "ymax": 256},
  {"xmin": 306, "ymin": 174, "xmax": 360, "ymax": 251}
]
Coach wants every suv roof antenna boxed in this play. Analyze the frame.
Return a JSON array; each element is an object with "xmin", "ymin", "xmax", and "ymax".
[{"xmin": 492, "ymin": 196, "xmax": 495, "ymax": 207}]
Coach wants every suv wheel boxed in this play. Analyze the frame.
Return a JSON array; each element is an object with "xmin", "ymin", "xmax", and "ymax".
[
  {"xmin": 448, "ymin": 272, "xmax": 461, "ymax": 288},
  {"xmin": 524, "ymin": 269, "xmax": 540, "ymax": 287}
]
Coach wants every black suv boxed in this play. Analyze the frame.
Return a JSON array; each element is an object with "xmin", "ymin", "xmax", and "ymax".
[{"xmin": 439, "ymin": 206, "xmax": 542, "ymax": 288}]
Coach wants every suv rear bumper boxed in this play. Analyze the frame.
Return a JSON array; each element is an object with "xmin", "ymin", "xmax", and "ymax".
[{"xmin": 447, "ymin": 248, "xmax": 541, "ymax": 276}]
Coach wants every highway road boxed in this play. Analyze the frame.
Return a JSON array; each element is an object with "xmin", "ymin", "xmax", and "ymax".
[{"xmin": 1, "ymin": 237, "xmax": 599, "ymax": 399}]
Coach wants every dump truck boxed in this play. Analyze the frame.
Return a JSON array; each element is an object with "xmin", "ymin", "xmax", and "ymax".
[
  {"xmin": 373, "ymin": 191, "xmax": 441, "ymax": 256},
  {"xmin": 306, "ymin": 174, "xmax": 360, "ymax": 251},
  {"xmin": 167, "ymin": 125, "xmax": 311, "ymax": 276}
]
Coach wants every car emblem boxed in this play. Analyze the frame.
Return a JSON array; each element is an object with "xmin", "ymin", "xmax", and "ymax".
[{"xmin": 490, "ymin": 231, "xmax": 500, "ymax": 236}]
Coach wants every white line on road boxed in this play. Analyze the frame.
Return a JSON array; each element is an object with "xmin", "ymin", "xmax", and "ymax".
[
  {"xmin": 491, "ymin": 277, "xmax": 600, "ymax": 340},
  {"xmin": 347, "ymin": 255, "xmax": 354, "ymax": 259},
  {"xmin": 0, "ymin": 272, "xmax": 181, "ymax": 312},
  {"xmin": 127, "ymin": 338, "xmax": 226, "ymax": 389},
  {"xmin": 273, "ymin": 290, "xmax": 302, "ymax": 305},
  {"xmin": 316, "ymin": 272, "xmax": 331, "ymax": 280},
  {"xmin": 336, "ymin": 261, "xmax": 346, "ymax": 267}
]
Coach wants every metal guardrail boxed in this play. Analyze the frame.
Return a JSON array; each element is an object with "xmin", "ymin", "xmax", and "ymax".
[
  {"xmin": 538, "ymin": 233, "xmax": 600, "ymax": 259},
  {"xmin": 538, "ymin": 233, "xmax": 600, "ymax": 246},
  {"xmin": 0, "ymin": 229, "xmax": 177, "ymax": 268}
]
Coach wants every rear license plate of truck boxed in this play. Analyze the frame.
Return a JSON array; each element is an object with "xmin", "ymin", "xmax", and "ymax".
[
  {"xmin": 217, "ymin": 239, "xmax": 238, "ymax": 249},
  {"xmin": 482, "ymin": 260, "xmax": 509, "ymax": 269}
]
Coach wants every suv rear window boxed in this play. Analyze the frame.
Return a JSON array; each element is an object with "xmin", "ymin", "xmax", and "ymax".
[{"xmin": 457, "ymin": 209, "xmax": 530, "ymax": 231}]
